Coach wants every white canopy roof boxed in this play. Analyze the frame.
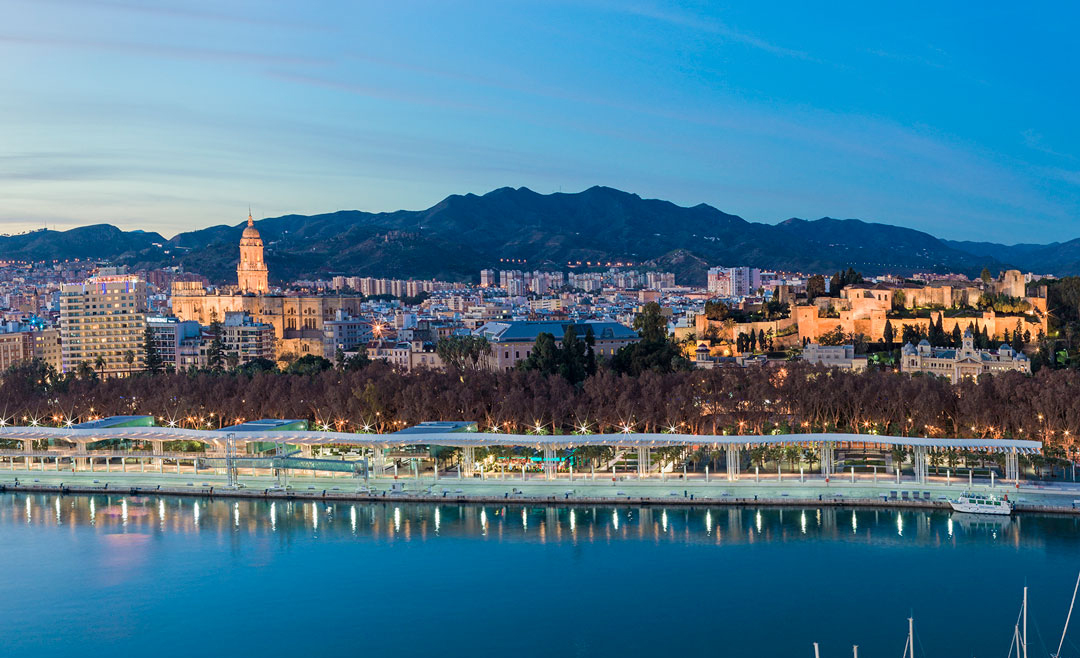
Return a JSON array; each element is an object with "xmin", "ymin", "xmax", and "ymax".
[{"xmin": 0, "ymin": 426, "xmax": 1043, "ymax": 454}]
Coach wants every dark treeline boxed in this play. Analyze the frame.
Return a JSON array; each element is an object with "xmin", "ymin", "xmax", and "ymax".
[{"xmin": 3, "ymin": 359, "xmax": 1079, "ymax": 460}]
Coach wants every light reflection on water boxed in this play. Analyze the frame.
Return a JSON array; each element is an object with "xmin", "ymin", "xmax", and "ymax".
[
  {"xmin": 0, "ymin": 492, "xmax": 1049, "ymax": 549},
  {"xmin": 3, "ymin": 493, "xmax": 1080, "ymax": 658}
]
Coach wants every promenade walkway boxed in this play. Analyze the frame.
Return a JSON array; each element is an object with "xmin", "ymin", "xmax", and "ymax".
[{"xmin": 0, "ymin": 424, "xmax": 1043, "ymax": 486}]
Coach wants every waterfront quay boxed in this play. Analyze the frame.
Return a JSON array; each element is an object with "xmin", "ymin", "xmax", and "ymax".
[
  {"xmin": 3, "ymin": 418, "xmax": 1070, "ymax": 510},
  {"xmin": 2, "ymin": 419, "xmax": 1071, "ymax": 509},
  {"xmin": 6, "ymin": 468, "xmax": 1080, "ymax": 513}
]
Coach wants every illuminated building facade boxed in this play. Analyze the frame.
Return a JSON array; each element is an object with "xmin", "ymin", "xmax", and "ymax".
[
  {"xmin": 172, "ymin": 213, "xmax": 364, "ymax": 359},
  {"xmin": 60, "ymin": 275, "xmax": 148, "ymax": 376},
  {"xmin": 237, "ymin": 213, "xmax": 269, "ymax": 294}
]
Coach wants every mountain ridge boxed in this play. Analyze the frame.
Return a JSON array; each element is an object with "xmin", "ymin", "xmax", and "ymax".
[{"xmin": 1, "ymin": 186, "xmax": 1071, "ymax": 284}]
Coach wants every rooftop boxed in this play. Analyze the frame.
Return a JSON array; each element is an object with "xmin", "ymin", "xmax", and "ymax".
[
  {"xmin": 70, "ymin": 415, "xmax": 155, "ymax": 430},
  {"xmin": 475, "ymin": 320, "xmax": 638, "ymax": 342}
]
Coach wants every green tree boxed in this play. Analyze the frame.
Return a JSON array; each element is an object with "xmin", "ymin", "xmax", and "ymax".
[
  {"xmin": 611, "ymin": 305, "xmax": 690, "ymax": 376},
  {"xmin": 236, "ymin": 357, "xmax": 278, "ymax": 374},
  {"xmin": 806, "ymin": 274, "xmax": 826, "ymax": 301},
  {"xmin": 882, "ymin": 320, "xmax": 895, "ymax": 347},
  {"xmin": 143, "ymin": 325, "xmax": 163, "ymax": 375},
  {"xmin": 519, "ymin": 332, "xmax": 560, "ymax": 375},
  {"xmin": 207, "ymin": 318, "xmax": 225, "ymax": 372},
  {"xmin": 558, "ymin": 325, "xmax": 588, "ymax": 384},
  {"xmin": 703, "ymin": 300, "xmax": 729, "ymax": 321},
  {"xmin": 830, "ymin": 268, "xmax": 864, "ymax": 296},
  {"xmin": 94, "ymin": 354, "xmax": 106, "ymax": 377},
  {"xmin": 123, "ymin": 349, "xmax": 135, "ymax": 375},
  {"xmin": 284, "ymin": 354, "xmax": 333, "ymax": 375},
  {"xmin": 633, "ymin": 302, "xmax": 668, "ymax": 343},
  {"xmin": 436, "ymin": 335, "xmax": 492, "ymax": 373},
  {"xmin": 980, "ymin": 267, "xmax": 993, "ymax": 284},
  {"xmin": 901, "ymin": 324, "xmax": 926, "ymax": 345},
  {"xmin": 890, "ymin": 446, "xmax": 908, "ymax": 474},
  {"xmin": 583, "ymin": 326, "xmax": 597, "ymax": 377},
  {"xmin": 817, "ymin": 326, "xmax": 847, "ymax": 346},
  {"xmin": 929, "ymin": 315, "xmax": 946, "ymax": 346},
  {"xmin": 341, "ymin": 352, "xmax": 370, "ymax": 371},
  {"xmin": 76, "ymin": 360, "xmax": 96, "ymax": 380}
]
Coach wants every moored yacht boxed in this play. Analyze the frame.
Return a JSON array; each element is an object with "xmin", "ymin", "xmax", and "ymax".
[{"xmin": 949, "ymin": 492, "xmax": 1012, "ymax": 515}]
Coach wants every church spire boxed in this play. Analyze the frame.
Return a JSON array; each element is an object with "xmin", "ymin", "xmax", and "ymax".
[{"xmin": 247, "ymin": 206, "xmax": 254, "ymax": 227}]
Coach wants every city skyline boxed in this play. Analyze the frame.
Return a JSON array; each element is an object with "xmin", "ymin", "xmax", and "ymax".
[
  {"xmin": 4, "ymin": 5, "xmax": 1079, "ymax": 655},
  {"xmin": 2, "ymin": 1, "xmax": 1077, "ymax": 242}
]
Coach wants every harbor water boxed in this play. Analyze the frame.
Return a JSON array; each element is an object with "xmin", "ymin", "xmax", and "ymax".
[{"xmin": 2, "ymin": 493, "xmax": 1079, "ymax": 657}]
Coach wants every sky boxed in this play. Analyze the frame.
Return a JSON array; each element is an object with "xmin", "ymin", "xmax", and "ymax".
[{"xmin": 0, "ymin": 1, "xmax": 1077, "ymax": 243}]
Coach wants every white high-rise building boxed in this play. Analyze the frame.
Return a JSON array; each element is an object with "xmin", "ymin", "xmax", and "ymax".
[
  {"xmin": 707, "ymin": 266, "xmax": 761, "ymax": 298},
  {"xmin": 60, "ymin": 275, "xmax": 148, "ymax": 376}
]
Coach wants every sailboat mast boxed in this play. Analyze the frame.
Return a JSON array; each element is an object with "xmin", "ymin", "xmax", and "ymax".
[
  {"xmin": 1054, "ymin": 572, "xmax": 1080, "ymax": 658},
  {"xmin": 1023, "ymin": 586, "xmax": 1028, "ymax": 658},
  {"xmin": 813, "ymin": 642, "xmax": 820, "ymax": 658},
  {"xmin": 905, "ymin": 617, "xmax": 913, "ymax": 658}
]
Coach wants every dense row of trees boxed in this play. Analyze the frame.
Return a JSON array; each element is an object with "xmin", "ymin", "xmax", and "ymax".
[
  {"xmin": 806, "ymin": 268, "xmax": 864, "ymax": 302},
  {"xmin": 3, "ymin": 355, "xmax": 1079, "ymax": 458},
  {"xmin": 704, "ymin": 298, "xmax": 790, "ymax": 323},
  {"xmin": 977, "ymin": 293, "xmax": 1032, "ymax": 315}
]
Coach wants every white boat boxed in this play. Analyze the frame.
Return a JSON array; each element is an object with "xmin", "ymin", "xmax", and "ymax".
[{"xmin": 949, "ymin": 492, "xmax": 1012, "ymax": 515}]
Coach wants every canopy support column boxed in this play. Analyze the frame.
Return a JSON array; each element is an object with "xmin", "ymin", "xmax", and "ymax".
[
  {"xmin": 372, "ymin": 447, "xmax": 386, "ymax": 478},
  {"xmin": 1005, "ymin": 449, "xmax": 1020, "ymax": 483},
  {"xmin": 820, "ymin": 441, "xmax": 834, "ymax": 478},
  {"xmin": 462, "ymin": 446, "xmax": 475, "ymax": 478},
  {"xmin": 638, "ymin": 447, "xmax": 650, "ymax": 478},
  {"xmin": 912, "ymin": 445, "xmax": 928, "ymax": 485},
  {"xmin": 543, "ymin": 446, "xmax": 556, "ymax": 480},
  {"xmin": 726, "ymin": 444, "xmax": 740, "ymax": 481}
]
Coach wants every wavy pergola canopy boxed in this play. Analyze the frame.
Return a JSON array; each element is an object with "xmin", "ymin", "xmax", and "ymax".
[{"xmin": 0, "ymin": 426, "xmax": 1043, "ymax": 454}]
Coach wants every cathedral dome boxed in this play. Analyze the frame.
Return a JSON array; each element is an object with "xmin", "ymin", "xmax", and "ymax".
[{"xmin": 241, "ymin": 214, "xmax": 262, "ymax": 241}]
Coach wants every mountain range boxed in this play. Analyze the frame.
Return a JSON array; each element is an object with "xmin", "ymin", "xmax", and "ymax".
[{"xmin": 2, "ymin": 186, "xmax": 1077, "ymax": 285}]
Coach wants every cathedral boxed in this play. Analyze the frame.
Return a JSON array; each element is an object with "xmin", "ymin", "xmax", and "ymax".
[
  {"xmin": 236, "ymin": 213, "xmax": 269, "ymax": 293},
  {"xmin": 171, "ymin": 212, "xmax": 364, "ymax": 360}
]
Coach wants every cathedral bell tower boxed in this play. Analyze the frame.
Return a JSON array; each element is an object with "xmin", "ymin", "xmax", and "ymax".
[{"xmin": 237, "ymin": 212, "xmax": 269, "ymax": 294}]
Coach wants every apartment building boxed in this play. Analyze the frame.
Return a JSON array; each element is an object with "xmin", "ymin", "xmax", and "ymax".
[{"xmin": 60, "ymin": 275, "xmax": 148, "ymax": 376}]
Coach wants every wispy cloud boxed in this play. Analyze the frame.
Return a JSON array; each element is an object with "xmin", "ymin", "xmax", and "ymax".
[
  {"xmin": 28, "ymin": 0, "xmax": 332, "ymax": 32},
  {"xmin": 264, "ymin": 70, "xmax": 488, "ymax": 113},
  {"xmin": 607, "ymin": 2, "xmax": 816, "ymax": 61},
  {"xmin": 1022, "ymin": 129, "xmax": 1075, "ymax": 161},
  {"xmin": 0, "ymin": 32, "xmax": 327, "ymax": 66},
  {"xmin": 864, "ymin": 47, "xmax": 947, "ymax": 70}
]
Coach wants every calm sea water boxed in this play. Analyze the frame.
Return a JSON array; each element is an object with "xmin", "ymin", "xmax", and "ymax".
[{"xmin": 2, "ymin": 493, "xmax": 1079, "ymax": 657}]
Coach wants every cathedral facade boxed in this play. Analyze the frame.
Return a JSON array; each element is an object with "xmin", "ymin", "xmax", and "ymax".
[{"xmin": 172, "ymin": 213, "xmax": 364, "ymax": 359}]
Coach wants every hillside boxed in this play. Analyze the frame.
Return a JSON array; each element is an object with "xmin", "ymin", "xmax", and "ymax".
[
  {"xmin": 1, "ymin": 186, "xmax": 1051, "ymax": 284},
  {"xmin": 944, "ymin": 239, "xmax": 1080, "ymax": 276},
  {"xmin": 0, "ymin": 225, "xmax": 166, "ymax": 263}
]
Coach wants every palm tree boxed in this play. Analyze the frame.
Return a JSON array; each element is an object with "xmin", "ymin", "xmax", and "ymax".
[
  {"xmin": 784, "ymin": 445, "xmax": 801, "ymax": 471},
  {"xmin": 123, "ymin": 350, "xmax": 135, "ymax": 376},
  {"xmin": 76, "ymin": 360, "xmax": 95, "ymax": 380},
  {"xmin": 94, "ymin": 355, "xmax": 106, "ymax": 378},
  {"xmin": 890, "ymin": 446, "xmax": 908, "ymax": 474}
]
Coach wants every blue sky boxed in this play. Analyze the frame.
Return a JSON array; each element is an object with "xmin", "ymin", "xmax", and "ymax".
[{"xmin": 1, "ymin": 1, "xmax": 1077, "ymax": 243}]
